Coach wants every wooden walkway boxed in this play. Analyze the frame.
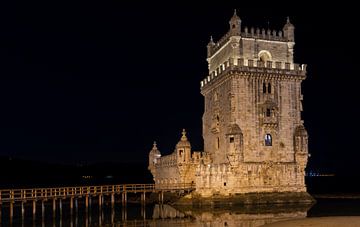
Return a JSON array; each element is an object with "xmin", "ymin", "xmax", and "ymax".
[{"xmin": 0, "ymin": 183, "xmax": 195, "ymax": 220}]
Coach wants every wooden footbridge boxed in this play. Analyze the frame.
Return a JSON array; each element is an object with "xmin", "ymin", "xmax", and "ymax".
[{"xmin": 0, "ymin": 183, "xmax": 195, "ymax": 220}]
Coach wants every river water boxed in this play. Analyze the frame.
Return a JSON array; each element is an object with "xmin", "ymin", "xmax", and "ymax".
[{"xmin": 1, "ymin": 198, "xmax": 360, "ymax": 226}]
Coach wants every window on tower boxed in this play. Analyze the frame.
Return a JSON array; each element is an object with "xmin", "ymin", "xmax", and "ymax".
[
  {"xmin": 265, "ymin": 134, "xmax": 272, "ymax": 146},
  {"xmin": 266, "ymin": 108, "xmax": 271, "ymax": 117},
  {"xmin": 229, "ymin": 137, "xmax": 234, "ymax": 143},
  {"xmin": 268, "ymin": 83, "xmax": 271, "ymax": 93},
  {"xmin": 263, "ymin": 83, "xmax": 266, "ymax": 93}
]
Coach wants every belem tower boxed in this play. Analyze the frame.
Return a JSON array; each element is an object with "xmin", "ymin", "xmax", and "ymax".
[{"xmin": 148, "ymin": 11, "xmax": 312, "ymax": 202}]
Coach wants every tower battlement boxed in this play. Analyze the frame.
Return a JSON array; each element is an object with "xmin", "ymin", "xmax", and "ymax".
[{"xmin": 201, "ymin": 58, "xmax": 306, "ymax": 88}]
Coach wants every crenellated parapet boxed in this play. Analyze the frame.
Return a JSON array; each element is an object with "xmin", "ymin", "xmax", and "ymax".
[
  {"xmin": 201, "ymin": 58, "xmax": 306, "ymax": 89},
  {"xmin": 157, "ymin": 152, "xmax": 177, "ymax": 167},
  {"xmin": 208, "ymin": 28, "xmax": 287, "ymax": 57}
]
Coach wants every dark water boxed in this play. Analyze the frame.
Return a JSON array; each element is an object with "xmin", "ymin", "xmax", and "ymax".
[{"xmin": 1, "ymin": 198, "xmax": 360, "ymax": 227}]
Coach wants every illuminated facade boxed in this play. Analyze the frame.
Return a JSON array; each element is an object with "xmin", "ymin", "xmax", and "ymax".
[{"xmin": 149, "ymin": 11, "xmax": 310, "ymax": 198}]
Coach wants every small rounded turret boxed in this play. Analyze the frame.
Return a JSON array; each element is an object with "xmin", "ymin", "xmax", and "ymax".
[
  {"xmin": 283, "ymin": 17, "xmax": 295, "ymax": 42},
  {"xmin": 229, "ymin": 9, "xmax": 241, "ymax": 36},
  {"xmin": 176, "ymin": 129, "xmax": 192, "ymax": 163},
  {"xmin": 148, "ymin": 141, "xmax": 161, "ymax": 175}
]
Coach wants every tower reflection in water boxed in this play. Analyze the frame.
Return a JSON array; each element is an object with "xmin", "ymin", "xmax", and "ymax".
[{"xmin": 1, "ymin": 202, "xmax": 312, "ymax": 226}]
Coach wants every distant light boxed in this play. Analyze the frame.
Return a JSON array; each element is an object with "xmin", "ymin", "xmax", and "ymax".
[{"xmin": 105, "ymin": 175, "xmax": 113, "ymax": 179}]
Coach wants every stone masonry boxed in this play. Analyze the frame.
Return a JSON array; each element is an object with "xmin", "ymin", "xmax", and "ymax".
[{"xmin": 148, "ymin": 10, "xmax": 309, "ymax": 198}]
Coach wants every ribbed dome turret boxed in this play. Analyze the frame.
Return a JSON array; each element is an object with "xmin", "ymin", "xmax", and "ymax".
[{"xmin": 176, "ymin": 129, "xmax": 191, "ymax": 148}]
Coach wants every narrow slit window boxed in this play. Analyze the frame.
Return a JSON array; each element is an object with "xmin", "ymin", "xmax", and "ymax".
[
  {"xmin": 217, "ymin": 137, "xmax": 220, "ymax": 149},
  {"xmin": 268, "ymin": 83, "xmax": 271, "ymax": 93},
  {"xmin": 265, "ymin": 134, "xmax": 272, "ymax": 146},
  {"xmin": 263, "ymin": 83, "xmax": 266, "ymax": 93}
]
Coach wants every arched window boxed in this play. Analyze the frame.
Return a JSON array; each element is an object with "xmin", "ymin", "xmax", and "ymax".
[
  {"xmin": 258, "ymin": 51, "xmax": 272, "ymax": 62},
  {"xmin": 265, "ymin": 134, "xmax": 272, "ymax": 146},
  {"xmin": 268, "ymin": 83, "xmax": 271, "ymax": 93}
]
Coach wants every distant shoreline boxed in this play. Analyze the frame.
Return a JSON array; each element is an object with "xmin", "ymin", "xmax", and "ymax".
[{"xmin": 312, "ymin": 194, "xmax": 360, "ymax": 199}]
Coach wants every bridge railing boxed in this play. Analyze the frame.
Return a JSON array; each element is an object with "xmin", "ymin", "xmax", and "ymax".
[{"xmin": 0, "ymin": 183, "xmax": 194, "ymax": 203}]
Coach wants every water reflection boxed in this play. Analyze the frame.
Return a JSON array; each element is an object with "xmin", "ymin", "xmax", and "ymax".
[{"xmin": 0, "ymin": 202, "xmax": 313, "ymax": 226}]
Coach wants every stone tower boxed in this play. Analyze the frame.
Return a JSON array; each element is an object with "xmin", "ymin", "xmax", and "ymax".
[
  {"xmin": 198, "ymin": 11, "xmax": 309, "ymax": 196},
  {"xmin": 149, "ymin": 11, "xmax": 312, "ymax": 202}
]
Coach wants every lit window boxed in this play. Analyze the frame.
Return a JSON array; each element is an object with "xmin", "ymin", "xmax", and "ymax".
[{"xmin": 265, "ymin": 134, "xmax": 272, "ymax": 146}]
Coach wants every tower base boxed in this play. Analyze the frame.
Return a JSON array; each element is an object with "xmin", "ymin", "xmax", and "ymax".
[{"xmin": 174, "ymin": 192, "xmax": 315, "ymax": 206}]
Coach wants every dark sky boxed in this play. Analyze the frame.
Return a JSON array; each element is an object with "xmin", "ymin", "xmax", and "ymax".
[{"xmin": 0, "ymin": 2, "xmax": 358, "ymax": 174}]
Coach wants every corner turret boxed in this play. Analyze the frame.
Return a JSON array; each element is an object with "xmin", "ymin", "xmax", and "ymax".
[
  {"xmin": 148, "ymin": 141, "xmax": 161, "ymax": 178},
  {"xmin": 207, "ymin": 36, "xmax": 215, "ymax": 58},
  {"xmin": 283, "ymin": 17, "xmax": 295, "ymax": 42},
  {"xmin": 229, "ymin": 9, "xmax": 241, "ymax": 36},
  {"xmin": 176, "ymin": 129, "xmax": 192, "ymax": 163}
]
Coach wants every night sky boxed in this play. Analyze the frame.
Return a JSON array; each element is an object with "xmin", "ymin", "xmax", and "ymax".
[{"xmin": 0, "ymin": 3, "xmax": 358, "ymax": 175}]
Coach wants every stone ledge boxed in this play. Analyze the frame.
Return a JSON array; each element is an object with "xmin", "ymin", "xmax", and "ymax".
[{"xmin": 174, "ymin": 192, "xmax": 315, "ymax": 206}]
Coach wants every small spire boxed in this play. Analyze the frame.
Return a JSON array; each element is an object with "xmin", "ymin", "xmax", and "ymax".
[
  {"xmin": 287, "ymin": 16, "xmax": 290, "ymax": 23},
  {"xmin": 152, "ymin": 141, "xmax": 157, "ymax": 149},
  {"xmin": 181, "ymin": 129, "xmax": 187, "ymax": 141},
  {"xmin": 233, "ymin": 9, "xmax": 237, "ymax": 16},
  {"xmin": 208, "ymin": 35, "xmax": 215, "ymax": 45}
]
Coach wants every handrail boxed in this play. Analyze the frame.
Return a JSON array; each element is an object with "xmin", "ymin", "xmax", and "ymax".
[{"xmin": 0, "ymin": 183, "xmax": 195, "ymax": 203}]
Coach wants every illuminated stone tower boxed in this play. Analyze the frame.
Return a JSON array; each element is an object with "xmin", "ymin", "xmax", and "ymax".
[
  {"xmin": 197, "ymin": 11, "xmax": 309, "ymax": 196},
  {"xmin": 148, "ymin": 11, "xmax": 312, "ymax": 202}
]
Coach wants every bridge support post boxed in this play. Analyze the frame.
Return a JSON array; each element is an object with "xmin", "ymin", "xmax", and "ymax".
[
  {"xmin": 111, "ymin": 193, "xmax": 115, "ymax": 208},
  {"xmin": 0, "ymin": 203, "xmax": 2, "ymax": 223},
  {"xmin": 89, "ymin": 196, "xmax": 92, "ymax": 209},
  {"xmin": 32, "ymin": 200, "xmax": 36, "ymax": 218},
  {"xmin": 41, "ymin": 200, "xmax": 45, "ymax": 218},
  {"xmin": 85, "ymin": 195, "xmax": 89, "ymax": 211},
  {"xmin": 70, "ymin": 197, "xmax": 74, "ymax": 216},
  {"xmin": 21, "ymin": 201, "xmax": 25, "ymax": 219},
  {"xmin": 98, "ymin": 194, "xmax": 102, "ymax": 209},
  {"xmin": 59, "ymin": 199, "xmax": 62, "ymax": 217},
  {"xmin": 141, "ymin": 192, "xmax": 146, "ymax": 205},
  {"xmin": 75, "ymin": 198, "xmax": 78, "ymax": 213},
  {"xmin": 52, "ymin": 198, "xmax": 56, "ymax": 218},
  {"xmin": 9, "ymin": 201, "xmax": 13, "ymax": 220},
  {"xmin": 122, "ymin": 192, "xmax": 127, "ymax": 206}
]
